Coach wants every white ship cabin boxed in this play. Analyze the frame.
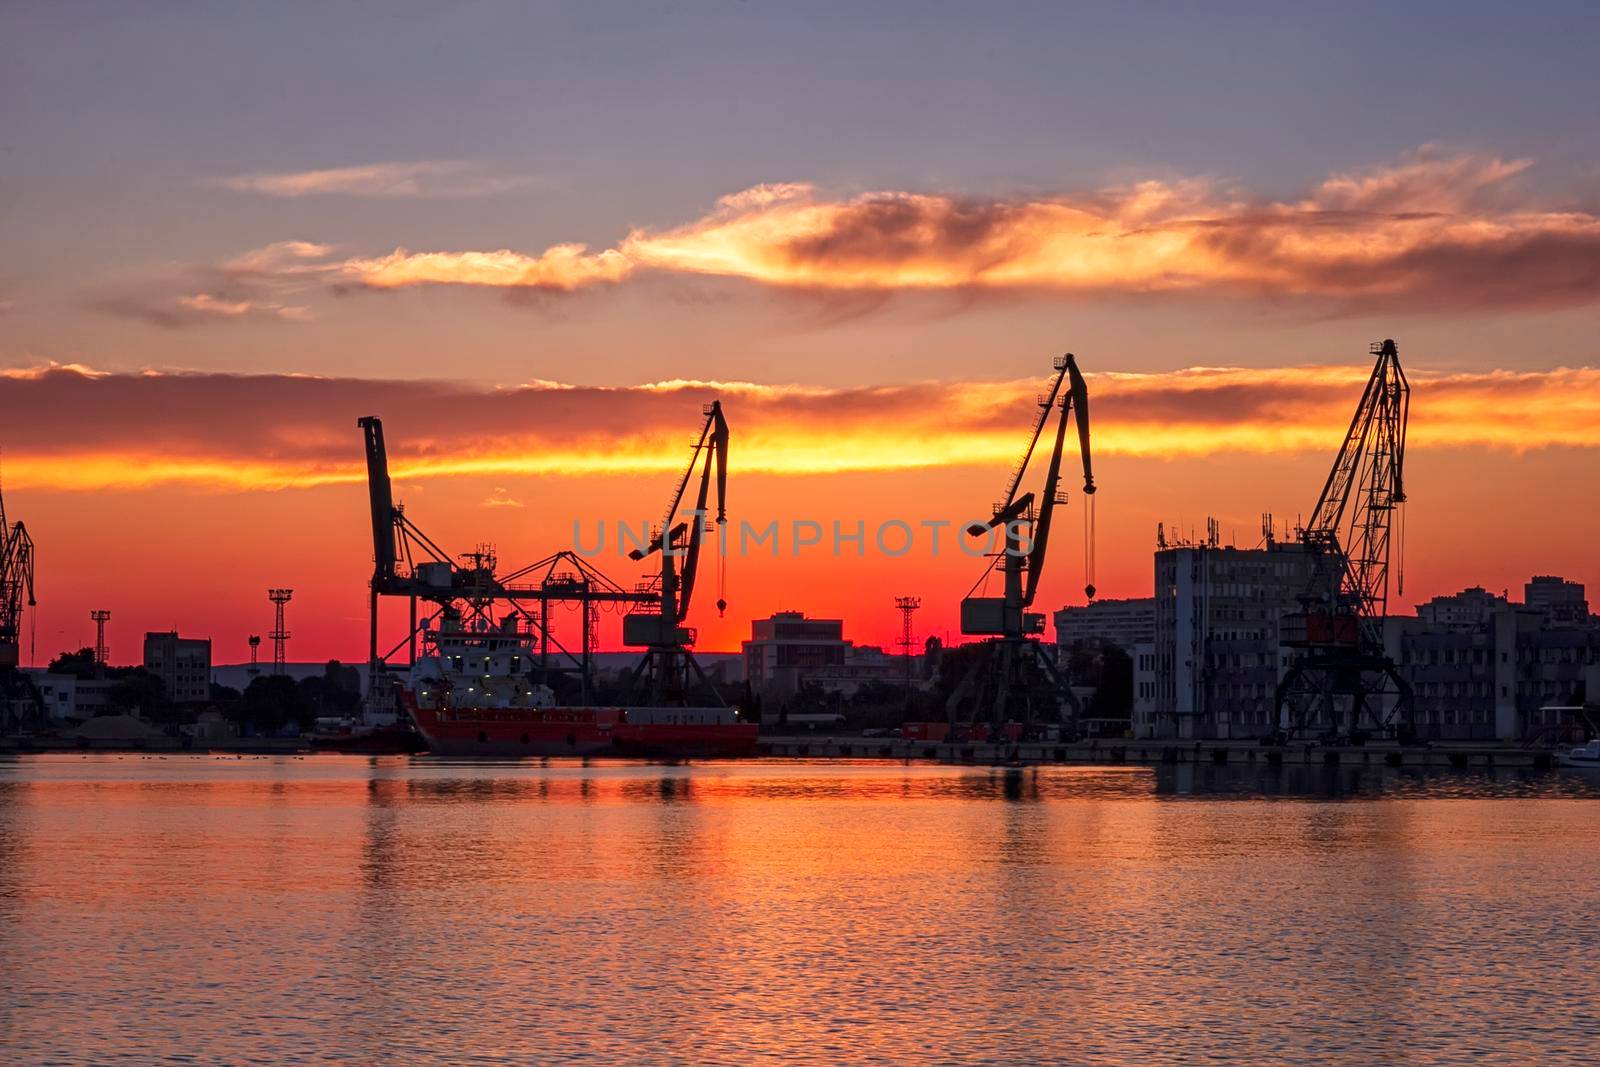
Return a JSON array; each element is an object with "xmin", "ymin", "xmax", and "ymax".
[{"xmin": 411, "ymin": 618, "xmax": 556, "ymax": 710}]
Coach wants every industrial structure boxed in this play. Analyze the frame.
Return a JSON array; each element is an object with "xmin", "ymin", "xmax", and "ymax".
[
  {"xmin": 894, "ymin": 595, "xmax": 921, "ymax": 697},
  {"xmin": 947, "ymin": 353, "xmax": 1096, "ymax": 736},
  {"xmin": 90, "ymin": 609, "xmax": 111, "ymax": 666},
  {"xmin": 0, "ymin": 473, "xmax": 39, "ymax": 728},
  {"xmin": 358, "ymin": 405, "xmax": 728, "ymax": 716},
  {"xmin": 1275, "ymin": 339, "xmax": 1413, "ymax": 740},
  {"xmin": 621, "ymin": 401, "xmax": 728, "ymax": 705},
  {"xmin": 268, "ymin": 588, "xmax": 293, "ymax": 674}
]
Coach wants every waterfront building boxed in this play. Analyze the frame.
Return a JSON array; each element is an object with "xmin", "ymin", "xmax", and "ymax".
[
  {"xmin": 743, "ymin": 612, "xmax": 918, "ymax": 702},
  {"xmin": 744, "ymin": 612, "xmax": 848, "ymax": 698},
  {"xmin": 142, "ymin": 632, "xmax": 212, "ymax": 704},
  {"xmin": 1151, "ymin": 541, "xmax": 1321, "ymax": 739},
  {"xmin": 1147, "ymin": 544, "xmax": 1600, "ymax": 741},
  {"xmin": 1130, "ymin": 641, "xmax": 1158, "ymax": 737},
  {"xmin": 21, "ymin": 670, "xmax": 118, "ymax": 721},
  {"xmin": 1392, "ymin": 606, "xmax": 1600, "ymax": 741},
  {"xmin": 1053, "ymin": 597, "xmax": 1155, "ymax": 652}
]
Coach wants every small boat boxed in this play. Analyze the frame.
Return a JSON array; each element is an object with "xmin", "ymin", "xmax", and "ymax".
[{"xmin": 1557, "ymin": 739, "xmax": 1600, "ymax": 768}]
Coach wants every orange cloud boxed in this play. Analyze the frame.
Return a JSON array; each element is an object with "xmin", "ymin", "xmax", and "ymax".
[
  {"xmin": 342, "ymin": 244, "xmax": 631, "ymax": 291},
  {"xmin": 0, "ymin": 361, "xmax": 1595, "ymax": 493},
  {"xmin": 331, "ymin": 151, "xmax": 1600, "ymax": 310}
]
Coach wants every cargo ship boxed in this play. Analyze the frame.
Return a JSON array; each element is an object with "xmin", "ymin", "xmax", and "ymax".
[{"xmin": 402, "ymin": 618, "xmax": 757, "ymax": 758}]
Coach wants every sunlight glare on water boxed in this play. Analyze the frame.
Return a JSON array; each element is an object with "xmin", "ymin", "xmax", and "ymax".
[{"xmin": 1, "ymin": 755, "xmax": 1597, "ymax": 1064}]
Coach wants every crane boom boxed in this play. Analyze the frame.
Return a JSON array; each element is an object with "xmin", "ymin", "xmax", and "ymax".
[
  {"xmin": 1304, "ymin": 339, "xmax": 1409, "ymax": 622},
  {"xmin": 358, "ymin": 416, "xmax": 399, "ymax": 592},
  {"xmin": 629, "ymin": 401, "xmax": 728, "ymax": 623},
  {"xmin": 964, "ymin": 354, "xmax": 1095, "ymax": 612},
  {"xmin": 1025, "ymin": 355, "xmax": 1094, "ymax": 605}
]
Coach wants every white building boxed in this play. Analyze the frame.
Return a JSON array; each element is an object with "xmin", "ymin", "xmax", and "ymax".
[
  {"xmin": 1054, "ymin": 597, "xmax": 1155, "ymax": 651},
  {"xmin": 22, "ymin": 670, "xmax": 119, "ymax": 721},
  {"xmin": 1131, "ymin": 641, "xmax": 1159, "ymax": 738}
]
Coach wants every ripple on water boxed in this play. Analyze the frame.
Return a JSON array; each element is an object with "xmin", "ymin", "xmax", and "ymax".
[{"xmin": 0, "ymin": 755, "xmax": 1596, "ymax": 1065}]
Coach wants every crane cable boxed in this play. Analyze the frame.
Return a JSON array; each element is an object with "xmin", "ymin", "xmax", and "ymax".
[
  {"xmin": 1395, "ymin": 500, "xmax": 1406, "ymax": 598},
  {"xmin": 717, "ymin": 520, "xmax": 727, "ymax": 616},
  {"xmin": 1084, "ymin": 492, "xmax": 1097, "ymax": 600}
]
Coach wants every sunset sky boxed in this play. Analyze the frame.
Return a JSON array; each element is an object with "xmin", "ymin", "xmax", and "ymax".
[{"xmin": 3, "ymin": 2, "xmax": 1598, "ymax": 664}]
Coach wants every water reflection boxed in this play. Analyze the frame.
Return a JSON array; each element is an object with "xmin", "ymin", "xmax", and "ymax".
[{"xmin": 0, "ymin": 755, "xmax": 1596, "ymax": 1065}]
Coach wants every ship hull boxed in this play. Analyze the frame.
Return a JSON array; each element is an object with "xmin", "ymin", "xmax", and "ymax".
[{"xmin": 407, "ymin": 699, "xmax": 758, "ymax": 759}]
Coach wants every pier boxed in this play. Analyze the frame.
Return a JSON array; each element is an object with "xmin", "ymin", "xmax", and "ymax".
[{"xmin": 759, "ymin": 735, "xmax": 1559, "ymax": 769}]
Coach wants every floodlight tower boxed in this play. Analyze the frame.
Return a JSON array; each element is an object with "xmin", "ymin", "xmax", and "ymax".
[
  {"xmin": 247, "ymin": 634, "xmax": 262, "ymax": 677},
  {"xmin": 267, "ymin": 589, "xmax": 293, "ymax": 675},
  {"xmin": 894, "ymin": 596, "xmax": 922, "ymax": 695},
  {"xmin": 90, "ymin": 610, "xmax": 111, "ymax": 666}
]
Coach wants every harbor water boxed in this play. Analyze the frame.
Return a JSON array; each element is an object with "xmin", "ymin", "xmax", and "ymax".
[{"xmin": 2, "ymin": 755, "xmax": 1597, "ymax": 1064}]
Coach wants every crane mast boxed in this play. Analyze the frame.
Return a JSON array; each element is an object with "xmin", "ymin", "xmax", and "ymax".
[
  {"xmin": 623, "ymin": 401, "xmax": 729, "ymax": 706},
  {"xmin": 948, "ymin": 353, "xmax": 1095, "ymax": 738},
  {"xmin": 1275, "ymin": 339, "xmax": 1414, "ymax": 740}
]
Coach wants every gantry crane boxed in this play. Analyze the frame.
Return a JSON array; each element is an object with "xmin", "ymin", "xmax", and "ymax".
[
  {"xmin": 622, "ymin": 401, "xmax": 729, "ymax": 706},
  {"xmin": 358, "ymin": 416, "xmax": 657, "ymax": 713},
  {"xmin": 1274, "ymin": 339, "xmax": 1414, "ymax": 740},
  {"xmin": 947, "ymin": 354, "xmax": 1095, "ymax": 737}
]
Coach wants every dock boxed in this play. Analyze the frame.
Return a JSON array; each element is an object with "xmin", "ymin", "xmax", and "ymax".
[{"xmin": 758, "ymin": 735, "xmax": 1560, "ymax": 769}]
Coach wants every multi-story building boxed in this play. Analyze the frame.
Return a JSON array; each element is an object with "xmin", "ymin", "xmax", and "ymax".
[
  {"xmin": 744, "ymin": 613, "xmax": 848, "ymax": 698},
  {"xmin": 806, "ymin": 645, "xmax": 920, "ymax": 697},
  {"xmin": 1054, "ymin": 597, "xmax": 1155, "ymax": 652},
  {"xmin": 1148, "ymin": 546, "xmax": 1600, "ymax": 741},
  {"xmin": 143, "ymin": 631, "xmax": 212, "ymax": 704},
  {"xmin": 21, "ymin": 670, "xmax": 119, "ymax": 721},
  {"xmin": 1130, "ymin": 642, "xmax": 1158, "ymax": 737},
  {"xmin": 1524, "ymin": 576, "xmax": 1589, "ymax": 628},
  {"xmin": 1152, "ymin": 541, "xmax": 1321, "ymax": 739},
  {"xmin": 744, "ymin": 613, "xmax": 922, "ymax": 703},
  {"xmin": 1392, "ymin": 606, "xmax": 1599, "ymax": 741},
  {"xmin": 1415, "ymin": 586, "xmax": 1507, "ymax": 630}
]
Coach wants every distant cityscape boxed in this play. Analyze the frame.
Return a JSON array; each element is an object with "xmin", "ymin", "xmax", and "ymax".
[{"xmin": 10, "ymin": 541, "xmax": 1593, "ymax": 747}]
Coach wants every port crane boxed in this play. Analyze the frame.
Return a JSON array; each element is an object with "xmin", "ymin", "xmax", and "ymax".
[
  {"xmin": 358, "ymin": 416, "xmax": 657, "ymax": 711},
  {"xmin": 947, "ymin": 354, "xmax": 1095, "ymax": 737},
  {"xmin": 622, "ymin": 401, "xmax": 729, "ymax": 706},
  {"xmin": 1274, "ymin": 339, "xmax": 1414, "ymax": 739},
  {"xmin": 0, "ymin": 472, "xmax": 40, "ymax": 730}
]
